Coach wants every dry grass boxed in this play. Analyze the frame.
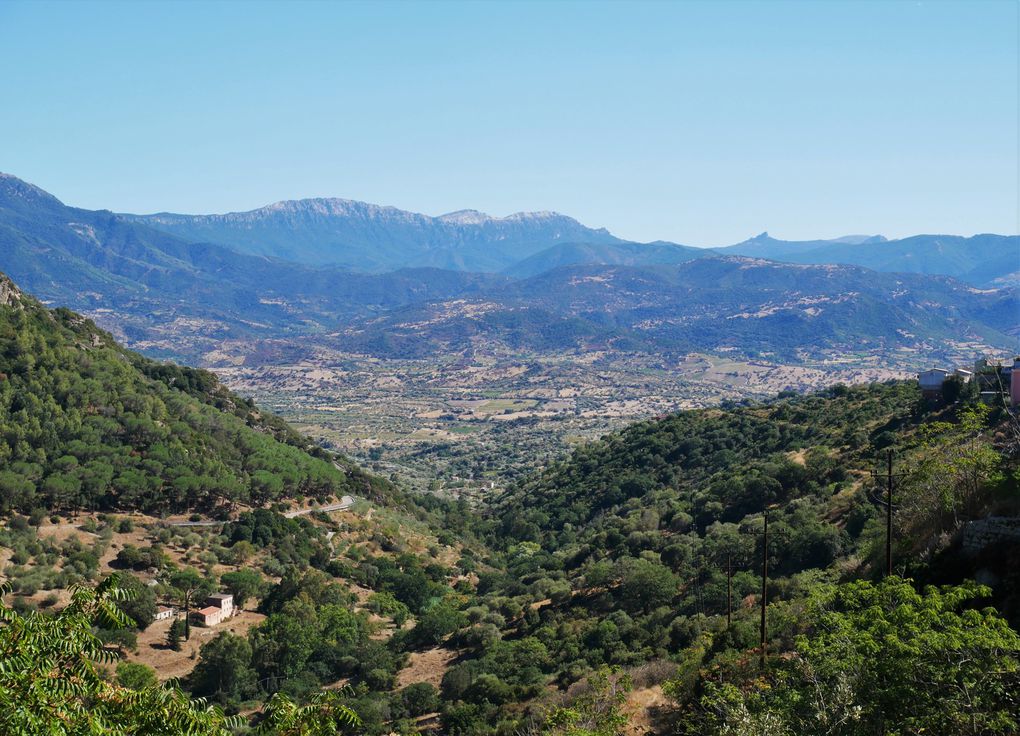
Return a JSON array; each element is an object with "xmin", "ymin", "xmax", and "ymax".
[
  {"xmin": 395, "ymin": 646, "xmax": 460, "ymax": 689},
  {"xmin": 126, "ymin": 610, "xmax": 267, "ymax": 682}
]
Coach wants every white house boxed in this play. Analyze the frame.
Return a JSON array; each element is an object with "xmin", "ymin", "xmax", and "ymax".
[{"xmin": 918, "ymin": 368, "xmax": 950, "ymax": 399}]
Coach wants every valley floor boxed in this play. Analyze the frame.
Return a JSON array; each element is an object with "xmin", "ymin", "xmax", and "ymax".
[{"xmin": 213, "ymin": 348, "xmax": 910, "ymax": 497}]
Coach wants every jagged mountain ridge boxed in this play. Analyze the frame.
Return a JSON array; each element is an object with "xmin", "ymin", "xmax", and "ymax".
[
  {"xmin": 0, "ymin": 173, "xmax": 509, "ymax": 360},
  {"xmin": 123, "ymin": 197, "xmax": 623, "ymax": 272},
  {"xmin": 127, "ymin": 193, "xmax": 1020, "ymax": 286}
]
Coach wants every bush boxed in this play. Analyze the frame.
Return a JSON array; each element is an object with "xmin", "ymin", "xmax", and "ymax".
[
  {"xmin": 115, "ymin": 662, "xmax": 157, "ymax": 689},
  {"xmin": 400, "ymin": 682, "xmax": 439, "ymax": 716}
]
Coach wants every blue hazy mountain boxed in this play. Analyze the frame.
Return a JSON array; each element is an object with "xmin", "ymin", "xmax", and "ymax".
[
  {"xmin": 123, "ymin": 200, "xmax": 624, "ymax": 272},
  {"xmin": 721, "ymin": 232, "xmax": 1019, "ymax": 286},
  {"xmin": 0, "ymin": 173, "xmax": 506, "ymax": 359},
  {"xmin": 502, "ymin": 240, "xmax": 708, "ymax": 278},
  {"xmin": 1, "ymin": 172, "xmax": 1015, "ymax": 366}
]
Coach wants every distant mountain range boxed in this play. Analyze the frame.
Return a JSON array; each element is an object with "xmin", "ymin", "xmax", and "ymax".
[
  {"xmin": 0, "ymin": 172, "xmax": 1016, "ymax": 366},
  {"xmin": 336, "ymin": 258, "xmax": 1017, "ymax": 361},
  {"xmin": 0, "ymin": 173, "xmax": 507, "ymax": 357},
  {"xmin": 8, "ymin": 171, "xmax": 1015, "ymax": 285},
  {"xmin": 721, "ymin": 231, "xmax": 1020, "ymax": 287},
  {"xmin": 502, "ymin": 241, "xmax": 705, "ymax": 279},
  {"xmin": 123, "ymin": 199, "xmax": 623, "ymax": 272}
]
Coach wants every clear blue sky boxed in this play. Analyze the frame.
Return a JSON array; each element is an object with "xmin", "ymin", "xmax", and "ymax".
[{"xmin": 1, "ymin": 0, "xmax": 1016, "ymax": 245}]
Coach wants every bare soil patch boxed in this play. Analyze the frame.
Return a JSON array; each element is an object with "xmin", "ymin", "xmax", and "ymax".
[
  {"xmin": 127, "ymin": 610, "xmax": 266, "ymax": 682},
  {"xmin": 395, "ymin": 646, "xmax": 459, "ymax": 689}
]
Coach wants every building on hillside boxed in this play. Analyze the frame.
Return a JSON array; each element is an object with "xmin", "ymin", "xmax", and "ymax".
[
  {"xmin": 972, "ymin": 358, "xmax": 1014, "ymax": 405},
  {"xmin": 192, "ymin": 605, "xmax": 227, "ymax": 627},
  {"xmin": 154, "ymin": 605, "xmax": 176, "ymax": 622},
  {"xmin": 205, "ymin": 593, "xmax": 235, "ymax": 617},
  {"xmin": 918, "ymin": 368, "xmax": 951, "ymax": 401},
  {"xmin": 190, "ymin": 592, "xmax": 235, "ymax": 627},
  {"xmin": 917, "ymin": 358, "xmax": 1020, "ymax": 407}
]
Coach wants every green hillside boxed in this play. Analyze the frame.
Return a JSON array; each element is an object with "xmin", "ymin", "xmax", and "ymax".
[
  {"xmin": 1, "ymin": 273, "xmax": 1017, "ymax": 735},
  {"xmin": 489, "ymin": 381, "xmax": 1019, "ymax": 612},
  {"xmin": 0, "ymin": 272, "xmax": 381, "ymax": 515}
]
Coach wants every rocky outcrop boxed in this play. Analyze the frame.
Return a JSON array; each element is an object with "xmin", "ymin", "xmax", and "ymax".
[
  {"xmin": 0, "ymin": 274, "xmax": 22, "ymax": 307},
  {"xmin": 961, "ymin": 516, "xmax": 1020, "ymax": 555}
]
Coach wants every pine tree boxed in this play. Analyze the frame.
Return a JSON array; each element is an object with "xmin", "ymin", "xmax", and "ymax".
[{"xmin": 168, "ymin": 617, "xmax": 185, "ymax": 652}]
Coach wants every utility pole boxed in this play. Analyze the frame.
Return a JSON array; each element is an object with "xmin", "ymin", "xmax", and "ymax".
[
  {"xmin": 760, "ymin": 508, "xmax": 768, "ymax": 670},
  {"xmin": 726, "ymin": 552, "xmax": 732, "ymax": 629},
  {"xmin": 886, "ymin": 450, "xmax": 894, "ymax": 577}
]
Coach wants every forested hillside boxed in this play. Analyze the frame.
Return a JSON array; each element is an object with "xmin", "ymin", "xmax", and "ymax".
[
  {"xmin": 458, "ymin": 381, "xmax": 1020, "ymax": 734},
  {"xmin": 1, "ymin": 274, "xmax": 1017, "ymax": 735},
  {"xmin": 488, "ymin": 381, "xmax": 1020, "ymax": 625},
  {"xmin": 0, "ymin": 271, "xmax": 381, "ymax": 515}
]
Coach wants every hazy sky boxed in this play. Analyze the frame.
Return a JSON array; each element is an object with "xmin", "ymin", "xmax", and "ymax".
[{"xmin": 1, "ymin": 0, "xmax": 1017, "ymax": 245}]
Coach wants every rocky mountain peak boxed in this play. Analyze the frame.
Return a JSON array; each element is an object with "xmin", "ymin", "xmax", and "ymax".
[{"xmin": 0, "ymin": 173, "xmax": 65, "ymax": 208}]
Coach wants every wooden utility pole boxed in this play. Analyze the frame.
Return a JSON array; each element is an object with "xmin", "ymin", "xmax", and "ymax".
[
  {"xmin": 726, "ymin": 552, "xmax": 733, "ymax": 629},
  {"xmin": 886, "ymin": 450, "xmax": 893, "ymax": 577},
  {"xmin": 759, "ymin": 508, "xmax": 769, "ymax": 669}
]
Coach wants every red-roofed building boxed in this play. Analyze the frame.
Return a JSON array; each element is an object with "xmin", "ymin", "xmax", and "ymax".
[
  {"xmin": 192, "ymin": 605, "xmax": 227, "ymax": 627},
  {"xmin": 190, "ymin": 592, "xmax": 235, "ymax": 627}
]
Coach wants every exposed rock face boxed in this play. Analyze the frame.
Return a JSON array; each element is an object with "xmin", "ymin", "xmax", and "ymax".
[
  {"xmin": 962, "ymin": 516, "xmax": 1020, "ymax": 555},
  {"xmin": 0, "ymin": 274, "xmax": 22, "ymax": 307}
]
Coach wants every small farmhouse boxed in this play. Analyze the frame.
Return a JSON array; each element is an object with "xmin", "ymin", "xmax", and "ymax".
[
  {"xmin": 193, "ymin": 606, "xmax": 226, "ymax": 627},
  {"xmin": 205, "ymin": 592, "xmax": 235, "ymax": 617},
  {"xmin": 153, "ymin": 605, "xmax": 176, "ymax": 622},
  {"xmin": 190, "ymin": 592, "xmax": 235, "ymax": 627}
]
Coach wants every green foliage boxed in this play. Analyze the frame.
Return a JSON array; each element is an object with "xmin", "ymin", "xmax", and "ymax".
[
  {"xmin": 616, "ymin": 557, "xmax": 678, "ymax": 613},
  {"xmin": 113, "ymin": 572, "xmax": 158, "ymax": 629},
  {"xmin": 0, "ymin": 577, "xmax": 241, "ymax": 735},
  {"xmin": 254, "ymin": 690, "xmax": 360, "ymax": 736},
  {"xmin": 407, "ymin": 602, "xmax": 468, "ymax": 648},
  {"xmin": 167, "ymin": 618, "xmax": 185, "ymax": 651},
  {"xmin": 400, "ymin": 682, "xmax": 440, "ymax": 716},
  {"xmin": 687, "ymin": 578, "xmax": 1020, "ymax": 736},
  {"xmin": 899, "ymin": 404, "xmax": 1003, "ymax": 543},
  {"xmin": 543, "ymin": 666, "xmax": 632, "ymax": 736},
  {"xmin": 225, "ymin": 509, "xmax": 332, "ymax": 570},
  {"xmin": 115, "ymin": 661, "xmax": 158, "ymax": 689},
  {"xmin": 220, "ymin": 568, "xmax": 269, "ymax": 609},
  {"xmin": 0, "ymin": 292, "xmax": 362, "ymax": 515},
  {"xmin": 365, "ymin": 591, "xmax": 410, "ymax": 627},
  {"xmin": 114, "ymin": 543, "xmax": 168, "ymax": 571},
  {"xmin": 190, "ymin": 632, "xmax": 258, "ymax": 704},
  {"xmin": 247, "ymin": 572, "xmax": 382, "ymax": 695}
]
